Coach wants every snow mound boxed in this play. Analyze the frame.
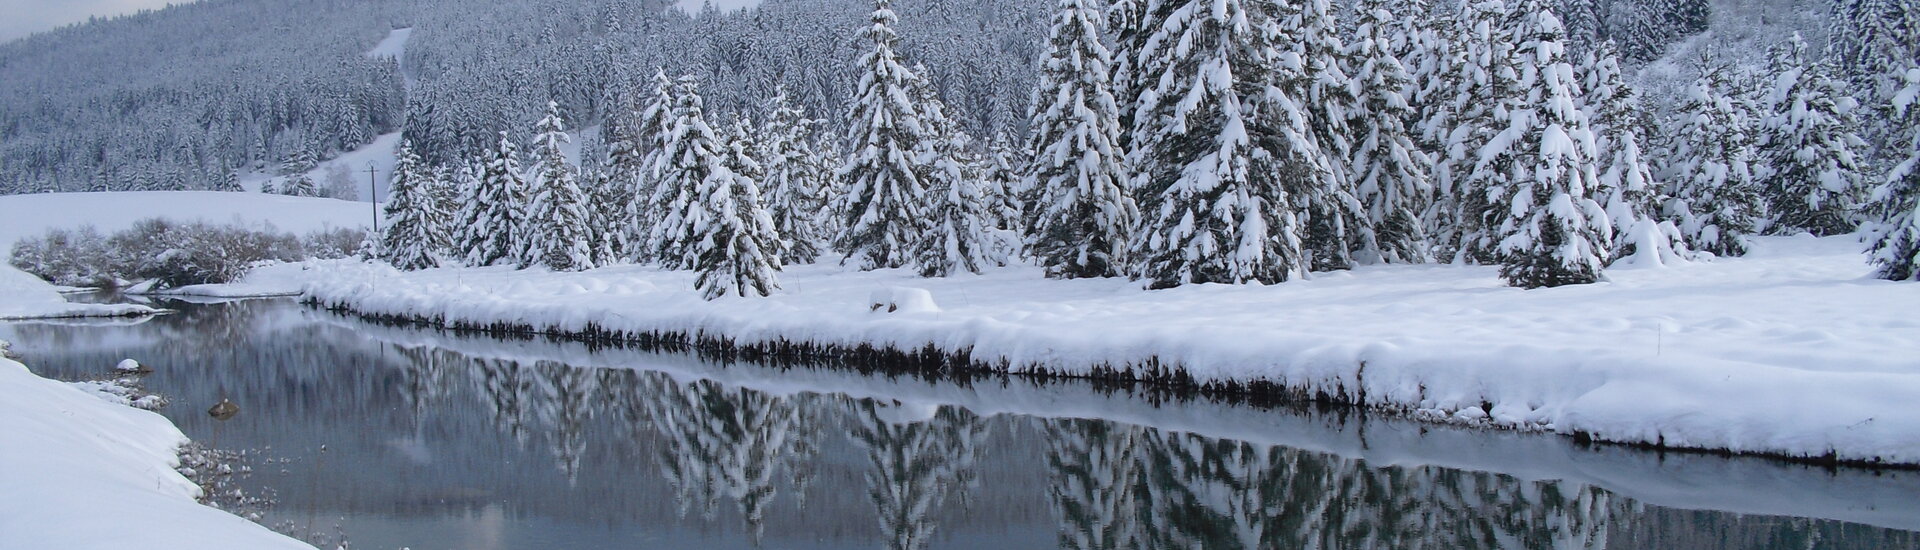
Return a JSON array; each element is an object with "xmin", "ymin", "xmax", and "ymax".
[{"xmin": 869, "ymin": 286, "xmax": 939, "ymax": 314}]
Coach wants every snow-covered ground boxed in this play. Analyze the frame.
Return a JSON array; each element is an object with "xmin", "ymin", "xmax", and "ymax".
[
  {"xmin": 0, "ymin": 191, "xmax": 380, "ymax": 251},
  {"xmin": 300, "ymin": 235, "xmax": 1920, "ymax": 465},
  {"xmin": 0, "ymin": 355, "xmax": 312, "ymax": 549},
  {"xmin": 0, "ymin": 265, "xmax": 155, "ymax": 320},
  {"xmin": 242, "ymin": 132, "xmax": 405, "ymax": 201}
]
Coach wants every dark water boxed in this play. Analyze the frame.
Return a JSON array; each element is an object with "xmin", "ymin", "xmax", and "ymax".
[{"xmin": 4, "ymin": 299, "xmax": 1919, "ymax": 550}]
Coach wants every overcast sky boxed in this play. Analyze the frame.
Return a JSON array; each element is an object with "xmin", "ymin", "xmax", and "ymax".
[{"xmin": 0, "ymin": 0, "xmax": 182, "ymax": 43}]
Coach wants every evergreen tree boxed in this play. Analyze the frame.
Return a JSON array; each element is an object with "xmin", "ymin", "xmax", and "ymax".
[
  {"xmin": 648, "ymin": 77, "xmax": 728, "ymax": 270},
  {"xmin": 835, "ymin": 0, "xmax": 933, "ymax": 271},
  {"xmin": 758, "ymin": 92, "xmax": 832, "ymax": 264},
  {"xmin": 1869, "ymin": 63, "xmax": 1920, "ymax": 280},
  {"xmin": 380, "ymin": 140, "xmax": 448, "ymax": 270},
  {"xmin": 583, "ymin": 168, "xmax": 628, "ymax": 267},
  {"xmin": 457, "ymin": 132, "xmax": 528, "ymax": 267},
  {"xmin": 912, "ymin": 75, "xmax": 1009, "ymax": 277},
  {"xmin": 522, "ymin": 101, "xmax": 595, "ymax": 271},
  {"xmin": 1488, "ymin": 2, "xmax": 1613, "ymax": 288},
  {"xmin": 979, "ymin": 136, "xmax": 1027, "ymax": 236},
  {"xmin": 1026, "ymin": 0, "xmax": 1138, "ymax": 279},
  {"xmin": 218, "ymin": 165, "xmax": 243, "ymax": 192},
  {"xmin": 1427, "ymin": 0, "xmax": 1518, "ymax": 263},
  {"xmin": 623, "ymin": 71, "xmax": 678, "ymax": 263},
  {"xmin": 279, "ymin": 148, "xmax": 318, "ymax": 197},
  {"xmin": 1344, "ymin": 0, "xmax": 1434, "ymax": 264},
  {"xmin": 694, "ymin": 119, "xmax": 785, "ymax": 299},
  {"xmin": 1582, "ymin": 41, "xmax": 1690, "ymax": 265},
  {"xmin": 1289, "ymin": 0, "xmax": 1374, "ymax": 272},
  {"xmin": 1662, "ymin": 58, "xmax": 1764, "ymax": 257},
  {"xmin": 1757, "ymin": 34, "xmax": 1867, "ymax": 236}
]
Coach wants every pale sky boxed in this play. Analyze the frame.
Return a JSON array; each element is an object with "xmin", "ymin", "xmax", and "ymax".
[{"xmin": 0, "ymin": 0, "xmax": 184, "ymax": 43}]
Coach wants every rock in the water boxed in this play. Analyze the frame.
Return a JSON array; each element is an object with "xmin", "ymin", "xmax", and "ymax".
[
  {"xmin": 207, "ymin": 399, "xmax": 239, "ymax": 421},
  {"xmin": 113, "ymin": 359, "xmax": 152, "ymax": 374}
]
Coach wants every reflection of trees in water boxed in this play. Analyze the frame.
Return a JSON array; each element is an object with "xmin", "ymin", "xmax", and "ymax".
[
  {"xmin": 642, "ymin": 376, "xmax": 820, "ymax": 543},
  {"xmin": 1046, "ymin": 419, "xmax": 1143, "ymax": 549},
  {"xmin": 848, "ymin": 401, "xmax": 986, "ymax": 550}
]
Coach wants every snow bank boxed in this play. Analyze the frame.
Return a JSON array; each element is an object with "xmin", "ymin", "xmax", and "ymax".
[
  {"xmin": 0, "ymin": 265, "xmax": 155, "ymax": 320},
  {"xmin": 301, "ymin": 234, "xmax": 1920, "ymax": 465},
  {"xmin": 0, "ymin": 191, "xmax": 379, "ymax": 251},
  {"xmin": 0, "ymin": 357, "xmax": 312, "ymax": 549}
]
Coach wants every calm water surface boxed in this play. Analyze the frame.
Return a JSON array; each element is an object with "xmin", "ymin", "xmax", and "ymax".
[{"xmin": 4, "ymin": 298, "xmax": 1918, "ymax": 550}]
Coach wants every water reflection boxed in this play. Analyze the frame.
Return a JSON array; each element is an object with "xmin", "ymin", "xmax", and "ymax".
[{"xmin": 3, "ymin": 299, "xmax": 1917, "ymax": 550}]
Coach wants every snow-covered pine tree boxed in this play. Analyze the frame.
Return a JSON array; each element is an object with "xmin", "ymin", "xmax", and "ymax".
[
  {"xmin": 1125, "ymin": 0, "xmax": 1328, "ymax": 288},
  {"xmin": 1757, "ymin": 34, "xmax": 1867, "ymax": 236},
  {"xmin": 583, "ymin": 167, "xmax": 628, "ymax": 267},
  {"xmin": 1025, "ymin": 0, "xmax": 1138, "ymax": 279},
  {"xmin": 979, "ymin": 136, "xmax": 1026, "ymax": 236},
  {"xmin": 522, "ymin": 101, "xmax": 595, "ymax": 272},
  {"xmin": 380, "ymin": 140, "xmax": 448, "ymax": 270},
  {"xmin": 1427, "ymin": 0, "xmax": 1518, "ymax": 263},
  {"xmin": 280, "ymin": 148, "xmax": 318, "ymax": 197},
  {"xmin": 647, "ymin": 77, "xmax": 727, "ymax": 270},
  {"xmin": 911, "ymin": 71, "xmax": 1009, "ymax": 277},
  {"xmin": 1488, "ymin": 2, "xmax": 1613, "ymax": 288},
  {"xmin": 438, "ymin": 163, "xmax": 474, "ymax": 259},
  {"xmin": 835, "ymin": 0, "xmax": 933, "ymax": 271},
  {"xmin": 1288, "ymin": 0, "xmax": 1375, "ymax": 272},
  {"xmin": 623, "ymin": 70, "xmax": 678, "ymax": 264},
  {"xmin": 1662, "ymin": 57, "xmax": 1764, "ymax": 257},
  {"xmin": 758, "ymin": 91, "xmax": 831, "ymax": 264},
  {"xmin": 457, "ymin": 132, "xmax": 528, "ymax": 267},
  {"xmin": 1868, "ymin": 63, "xmax": 1920, "ymax": 280},
  {"xmin": 1582, "ymin": 40, "xmax": 1690, "ymax": 265},
  {"xmin": 219, "ymin": 166, "xmax": 242, "ymax": 192},
  {"xmin": 694, "ymin": 118, "xmax": 785, "ymax": 299},
  {"xmin": 1344, "ymin": 0, "xmax": 1434, "ymax": 264}
]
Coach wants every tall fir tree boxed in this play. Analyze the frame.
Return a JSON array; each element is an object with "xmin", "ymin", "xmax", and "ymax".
[
  {"xmin": 1661, "ymin": 57, "xmax": 1764, "ymax": 257},
  {"xmin": 647, "ymin": 77, "xmax": 728, "ymax": 270},
  {"xmin": 1869, "ymin": 63, "xmax": 1920, "ymax": 280},
  {"xmin": 1582, "ymin": 40, "xmax": 1690, "ymax": 265},
  {"xmin": 1125, "ymin": 0, "xmax": 1329, "ymax": 288},
  {"xmin": 1757, "ymin": 34, "xmax": 1867, "ymax": 236},
  {"xmin": 522, "ymin": 101, "xmax": 595, "ymax": 272},
  {"xmin": 1428, "ymin": 0, "xmax": 1519, "ymax": 263},
  {"xmin": 694, "ymin": 119, "xmax": 786, "ymax": 299},
  {"xmin": 835, "ymin": 0, "xmax": 933, "ymax": 271},
  {"xmin": 1026, "ymin": 0, "xmax": 1138, "ymax": 279},
  {"xmin": 912, "ymin": 74, "xmax": 1009, "ymax": 277},
  {"xmin": 1487, "ymin": 2, "xmax": 1613, "ymax": 288},
  {"xmin": 1287, "ymin": 0, "xmax": 1375, "ymax": 272},
  {"xmin": 1344, "ymin": 0, "xmax": 1434, "ymax": 264},
  {"xmin": 279, "ymin": 148, "xmax": 318, "ymax": 197},
  {"xmin": 457, "ymin": 132, "xmax": 528, "ymax": 267},
  {"xmin": 583, "ymin": 167, "xmax": 627, "ymax": 267},
  {"xmin": 380, "ymin": 140, "xmax": 448, "ymax": 271},
  {"xmin": 758, "ymin": 92, "xmax": 832, "ymax": 264},
  {"xmin": 623, "ymin": 70, "xmax": 678, "ymax": 263}
]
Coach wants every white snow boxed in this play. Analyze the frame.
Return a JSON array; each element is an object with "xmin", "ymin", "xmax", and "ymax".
[
  {"xmin": 0, "ymin": 356, "xmax": 312, "ymax": 549},
  {"xmin": 0, "ymin": 191, "xmax": 381, "ymax": 252},
  {"xmin": 0, "ymin": 265, "xmax": 155, "ymax": 320},
  {"xmin": 247, "ymin": 132, "xmax": 405, "ymax": 202},
  {"xmin": 299, "ymin": 234, "xmax": 1920, "ymax": 465},
  {"xmin": 364, "ymin": 27, "xmax": 412, "ymax": 60}
]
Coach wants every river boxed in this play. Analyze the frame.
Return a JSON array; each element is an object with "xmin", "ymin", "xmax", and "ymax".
[{"xmin": 3, "ymin": 298, "xmax": 1916, "ymax": 549}]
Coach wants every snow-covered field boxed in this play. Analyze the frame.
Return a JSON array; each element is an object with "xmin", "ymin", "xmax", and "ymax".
[
  {"xmin": 0, "ymin": 191, "xmax": 379, "ymax": 251},
  {"xmin": 299, "ymin": 235, "xmax": 1920, "ymax": 465},
  {"xmin": 0, "ymin": 355, "xmax": 312, "ymax": 549}
]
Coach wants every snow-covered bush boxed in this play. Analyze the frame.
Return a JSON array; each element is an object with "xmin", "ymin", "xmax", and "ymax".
[{"xmin": 9, "ymin": 218, "xmax": 367, "ymax": 289}]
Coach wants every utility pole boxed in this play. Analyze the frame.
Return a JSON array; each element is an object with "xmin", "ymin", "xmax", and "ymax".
[{"xmin": 367, "ymin": 162, "xmax": 380, "ymax": 234}]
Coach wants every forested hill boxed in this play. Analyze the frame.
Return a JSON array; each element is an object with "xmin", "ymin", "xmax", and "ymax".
[{"xmin": 0, "ymin": 0, "xmax": 1800, "ymax": 195}]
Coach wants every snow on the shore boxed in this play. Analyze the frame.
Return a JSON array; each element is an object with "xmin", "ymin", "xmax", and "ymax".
[
  {"xmin": 0, "ymin": 265, "xmax": 155, "ymax": 320},
  {"xmin": 0, "ymin": 356, "xmax": 312, "ymax": 549},
  {"xmin": 301, "ymin": 234, "xmax": 1920, "ymax": 464},
  {"xmin": 0, "ymin": 191, "xmax": 380, "ymax": 251}
]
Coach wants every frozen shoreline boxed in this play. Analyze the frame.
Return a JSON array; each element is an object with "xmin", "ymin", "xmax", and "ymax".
[
  {"xmin": 294, "ymin": 234, "xmax": 1920, "ymax": 466},
  {"xmin": 0, "ymin": 353, "xmax": 312, "ymax": 549}
]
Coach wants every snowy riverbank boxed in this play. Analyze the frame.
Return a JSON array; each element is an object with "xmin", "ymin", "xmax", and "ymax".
[
  {"xmin": 0, "ymin": 265, "xmax": 157, "ymax": 320},
  {"xmin": 0, "ymin": 354, "xmax": 312, "ymax": 549},
  {"xmin": 296, "ymin": 234, "xmax": 1920, "ymax": 466}
]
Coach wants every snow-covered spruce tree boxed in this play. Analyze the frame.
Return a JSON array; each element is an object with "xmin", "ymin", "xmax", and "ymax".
[
  {"xmin": 758, "ymin": 91, "xmax": 832, "ymax": 264},
  {"xmin": 1343, "ymin": 0, "xmax": 1434, "ymax": 264},
  {"xmin": 438, "ymin": 163, "xmax": 475, "ymax": 259},
  {"xmin": 1868, "ymin": 64, "xmax": 1920, "ymax": 280},
  {"xmin": 1757, "ymin": 34, "xmax": 1867, "ymax": 236},
  {"xmin": 1125, "ymin": 0, "xmax": 1328, "ymax": 288},
  {"xmin": 1024, "ymin": 0, "xmax": 1139, "ymax": 279},
  {"xmin": 379, "ymin": 140, "xmax": 448, "ymax": 270},
  {"xmin": 980, "ymin": 136, "xmax": 1027, "ymax": 236},
  {"xmin": 218, "ymin": 166, "xmax": 243, "ymax": 193},
  {"xmin": 457, "ymin": 132, "xmax": 528, "ymax": 267},
  {"xmin": 647, "ymin": 77, "xmax": 727, "ymax": 270},
  {"xmin": 522, "ymin": 101, "xmax": 595, "ymax": 272},
  {"xmin": 621, "ymin": 70, "xmax": 678, "ymax": 264},
  {"xmin": 1287, "ymin": 0, "xmax": 1374, "ymax": 272},
  {"xmin": 279, "ymin": 148, "xmax": 318, "ymax": 197},
  {"xmin": 911, "ymin": 72, "xmax": 1009, "ymax": 277},
  {"xmin": 1582, "ymin": 40, "xmax": 1690, "ymax": 265},
  {"xmin": 1426, "ymin": 0, "xmax": 1518, "ymax": 263},
  {"xmin": 693, "ymin": 118, "xmax": 785, "ymax": 299},
  {"xmin": 1488, "ymin": 2, "xmax": 1613, "ymax": 288},
  {"xmin": 835, "ymin": 0, "xmax": 932, "ymax": 271},
  {"xmin": 1662, "ymin": 58, "xmax": 1764, "ymax": 257}
]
